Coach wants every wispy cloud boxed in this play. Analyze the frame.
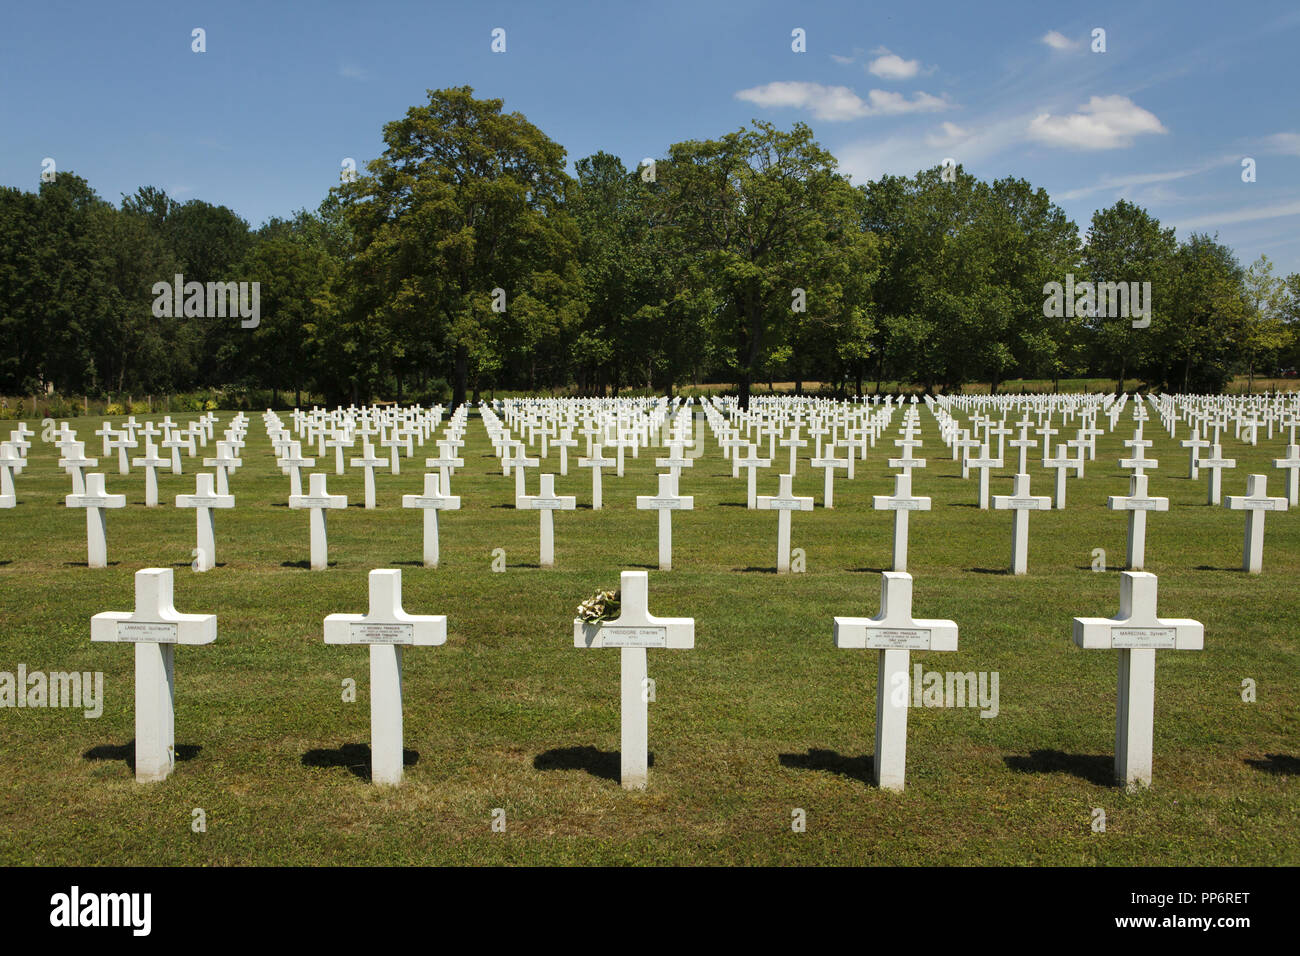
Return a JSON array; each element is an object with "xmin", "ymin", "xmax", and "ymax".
[
  {"xmin": 1264, "ymin": 132, "xmax": 1300, "ymax": 155},
  {"xmin": 1174, "ymin": 200, "xmax": 1300, "ymax": 231},
  {"xmin": 735, "ymin": 81, "xmax": 950, "ymax": 122},
  {"xmin": 1056, "ymin": 157, "xmax": 1237, "ymax": 201},
  {"xmin": 339, "ymin": 63, "xmax": 367, "ymax": 81},
  {"xmin": 1027, "ymin": 95, "xmax": 1167, "ymax": 150}
]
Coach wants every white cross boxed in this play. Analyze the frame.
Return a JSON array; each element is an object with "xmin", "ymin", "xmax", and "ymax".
[
  {"xmin": 834, "ymin": 571, "xmax": 958, "ymax": 792},
  {"xmin": 288, "ymin": 473, "xmax": 348, "ymax": 570},
  {"xmin": 350, "ymin": 440, "xmax": 389, "ymax": 510},
  {"xmin": 202, "ymin": 441, "xmax": 241, "ymax": 496},
  {"xmin": 573, "ymin": 569, "xmax": 694, "ymax": 790},
  {"xmin": 91, "ymin": 568, "xmax": 216, "ymax": 782},
  {"xmin": 636, "ymin": 472, "xmax": 693, "ymax": 570},
  {"xmin": 873, "ymin": 472, "xmax": 931, "ymax": 571},
  {"xmin": 325, "ymin": 432, "xmax": 354, "ymax": 475},
  {"xmin": 736, "ymin": 444, "xmax": 771, "ymax": 509},
  {"xmin": 1271, "ymin": 444, "xmax": 1300, "ymax": 506},
  {"xmin": 161, "ymin": 432, "xmax": 188, "ymax": 474},
  {"xmin": 1198, "ymin": 444, "xmax": 1236, "ymax": 505},
  {"xmin": 1107, "ymin": 473, "xmax": 1168, "ymax": 571},
  {"xmin": 175, "ymin": 472, "xmax": 235, "ymax": 571},
  {"xmin": 402, "ymin": 473, "xmax": 461, "ymax": 568},
  {"xmin": 1008, "ymin": 429, "xmax": 1036, "ymax": 474},
  {"xmin": 552, "ymin": 430, "xmax": 578, "ymax": 476},
  {"xmin": 324, "ymin": 569, "xmax": 447, "ymax": 786},
  {"xmin": 108, "ymin": 432, "xmax": 137, "ymax": 475},
  {"xmin": 1072, "ymin": 571, "xmax": 1204, "ymax": 790},
  {"xmin": 66, "ymin": 473, "xmax": 126, "ymax": 568},
  {"xmin": 1042, "ymin": 454, "xmax": 1076, "ymax": 509},
  {"xmin": 810, "ymin": 447, "xmax": 849, "ymax": 508},
  {"xmin": 279, "ymin": 441, "xmax": 315, "ymax": 498},
  {"xmin": 992, "ymin": 473, "xmax": 1052, "ymax": 574},
  {"xmin": 578, "ymin": 445, "xmax": 615, "ymax": 510},
  {"xmin": 654, "ymin": 442, "xmax": 693, "ymax": 483},
  {"xmin": 756, "ymin": 474, "xmax": 814, "ymax": 573},
  {"xmin": 968, "ymin": 443, "xmax": 1003, "ymax": 510},
  {"xmin": 1181, "ymin": 428, "xmax": 1209, "ymax": 479},
  {"xmin": 517, "ymin": 473, "xmax": 576, "ymax": 568},
  {"xmin": 504, "ymin": 444, "xmax": 540, "ymax": 500},
  {"xmin": 54, "ymin": 441, "xmax": 92, "ymax": 495},
  {"xmin": 132, "ymin": 439, "xmax": 170, "ymax": 507},
  {"xmin": 779, "ymin": 430, "xmax": 808, "ymax": 476},
  {"xmin": 1224, "ymin": 473, "xmax": 1288, "ymax": 573},
  {"xmin": 1119, "ymin": 433, "xmax": 1158, "ymax": 477}
]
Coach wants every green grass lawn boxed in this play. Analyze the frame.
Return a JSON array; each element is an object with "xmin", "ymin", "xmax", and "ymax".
[{"xmin": 0, "ymin": 407, "xmax": 1296, "ymax": 865}]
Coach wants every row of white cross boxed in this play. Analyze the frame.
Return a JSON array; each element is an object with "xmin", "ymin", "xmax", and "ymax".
[{"xmin": 93, "ymin": 563, "xmax": 1201, "ymax": 794}]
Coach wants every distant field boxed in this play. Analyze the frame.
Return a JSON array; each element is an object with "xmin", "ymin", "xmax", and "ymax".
[{"xmin": 0, "ymin": 407, "xmax": 1295, "ymax": 865}]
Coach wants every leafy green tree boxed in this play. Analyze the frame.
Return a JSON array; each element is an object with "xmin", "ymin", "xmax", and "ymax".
[
  {"xmin": 1239, "ymin": 255, "xmax": 1291, "ymax": 392},
  {"xmin": 655, "ymin": 121, "xmax": 853, "ymax": 408},
  {"xmin": 338, "ymin": 86, "xmax": 581, "ymax": 406}
]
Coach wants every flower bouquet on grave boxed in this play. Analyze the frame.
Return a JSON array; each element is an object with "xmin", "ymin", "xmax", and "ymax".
[{"xmin": 577, "ymin": 587, "xmax": 620, "ymax": 625}]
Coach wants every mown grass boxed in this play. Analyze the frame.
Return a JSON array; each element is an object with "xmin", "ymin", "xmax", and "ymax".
[{"xmin": 0, "ymin": 405, "xmax": 1295, "ymax": 865}]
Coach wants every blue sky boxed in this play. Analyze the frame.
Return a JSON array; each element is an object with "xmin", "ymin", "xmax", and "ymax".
[{"xmin": 4, "ymin": 0, "xmax": 1298, "ymax": 272}]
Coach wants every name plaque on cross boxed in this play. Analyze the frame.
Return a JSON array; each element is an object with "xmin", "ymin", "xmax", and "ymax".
[
  {"xmin": 596, "ymin": 626, "xmax": 668, "ymax": 648},
  {"xmin": 350, "ymin": 622, "xmax": 416, "ymax": 644},
  {"xmin": 1111, "ymin": 627, "xmax": 1176, "ymax": 649},
  {"xmin": 768, "ymin": 499, "xmax": 806, "ymax": 510},
  {"xmin": 865, "ymin": 627, "xmax": 932, "ymax": 650},
  {"xmin": 116, "ymin": 622, "xmax": 181, "ymax": 643},
  {"xmin": 645, "ymin": 498, "xmax": 684, "ymax": 509}
]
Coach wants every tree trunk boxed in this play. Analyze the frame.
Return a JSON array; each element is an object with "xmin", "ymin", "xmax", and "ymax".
[{"xmin": 453, "ymin": 343, "xmax": 468, "ymax": 408}]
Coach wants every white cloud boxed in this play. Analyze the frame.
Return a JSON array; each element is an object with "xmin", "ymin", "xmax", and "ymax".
[
  {"xmin": 835, "ymin": 115, "xmax": 1030, "ymax": 184},
  {"xmin": 1027, "ymin": 95, "xmax": 1167, "ymax": 150},
  {"xmin": 1041, "ymin": 30, "xmax": 1078, "ymax": 51},
  {"xmin": 1264, "ymin": 132, "xmax": 1300, "ymax": 155},
  {"xmin": 868, "ymin": 49, "xmax": 921, "ymax": 80},
  {"xmin": 925, "ymin": 121, "xmax": 969, "ymax": 147},
  {"xmin": 830, "ymin": 53, "xmax": 855, "ymax": 65},
  {"xmin": 734, "ymin": 81, "xmax": 950, "ymax": 121},
  {"xmin": 339, "ymin": 63, "xmax": 367, "ymax": 80}
]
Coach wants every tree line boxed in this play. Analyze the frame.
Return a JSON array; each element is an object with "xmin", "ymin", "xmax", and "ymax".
[{"xmin": 3, "ymin": 86, "xmax": 1297, "ymax": 409}]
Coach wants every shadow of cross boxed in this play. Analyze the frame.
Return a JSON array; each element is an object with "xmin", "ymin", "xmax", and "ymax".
[
  {"xmin": 834, "ymin": 571, "xmax": 958, "ymax": 792},
  {"xmin": 1072, "ymin": 571, "xmax": 1203, "ymax": 792},
  {"xmin": 91, "ymin": 568, "xmax": 216, "ymax": 783},
  {"xmin": 574, "ymin": 570, "xmax": 694, "ymax": 790},
  {"xmin": 324, "ymin": 569, "xmax": 446, "ymax": 786}
]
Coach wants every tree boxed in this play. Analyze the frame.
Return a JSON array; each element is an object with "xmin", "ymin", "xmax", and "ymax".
[
  {"xmin": 338, "ymin": 86, "xmax": 582, "ymax": 407},
  {"xmin": 1239, "ymin": 255, "xmax": 1290, "ymax": 392},
  {"xmin": 1080, "ymin": 200, "xmax": 1176, "ymax": 393},
  {"xmin": 656, "ymin": 121, "xmax": 854, "ymax": 408}
]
